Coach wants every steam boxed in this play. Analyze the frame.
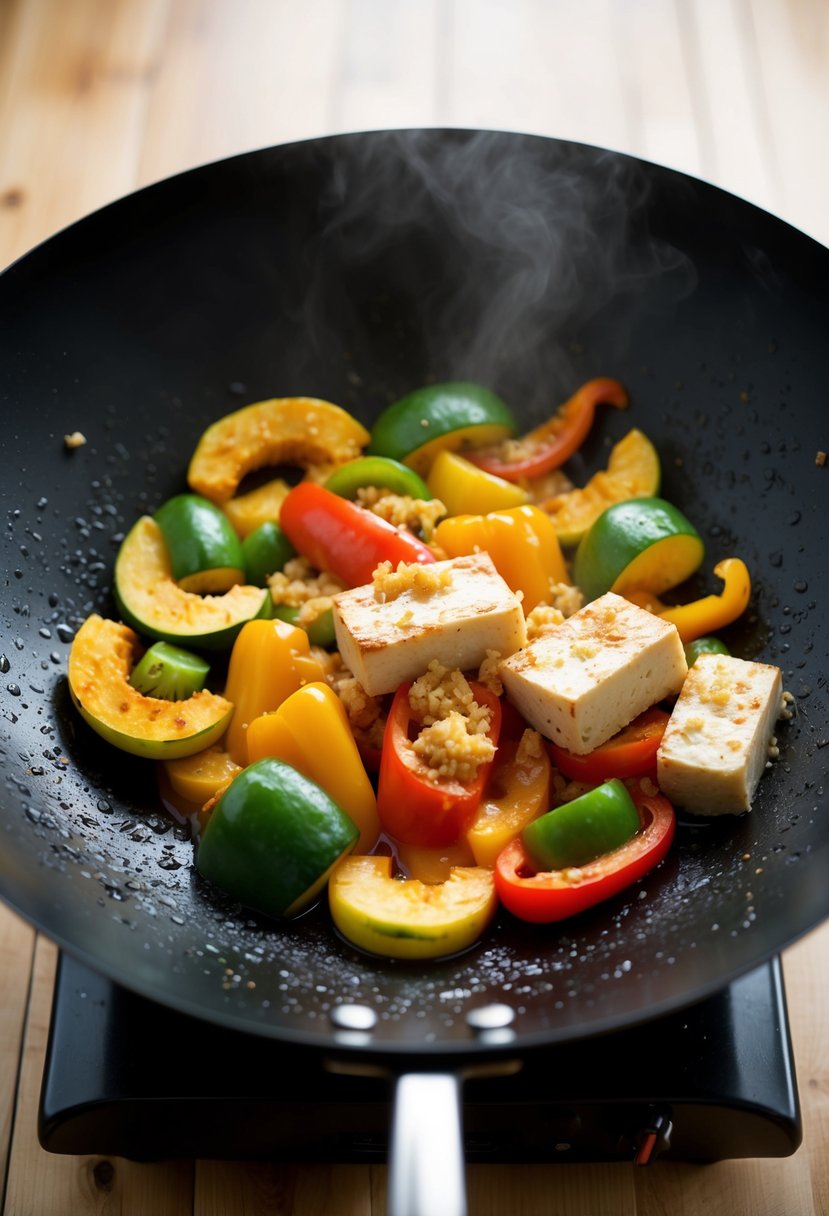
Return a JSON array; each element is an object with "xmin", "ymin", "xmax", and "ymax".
[{"xmin": 295, "ymin": 130, "xmax": 696, "ymax": 413}]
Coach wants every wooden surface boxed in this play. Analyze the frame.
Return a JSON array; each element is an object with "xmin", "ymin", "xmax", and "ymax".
[{"xmin": 1, "ymin": 1, "xmax": 828, "ymax": 1212}]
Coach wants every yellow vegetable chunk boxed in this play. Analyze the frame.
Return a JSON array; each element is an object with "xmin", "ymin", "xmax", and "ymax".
[
  {"xmin": 222, "ymin": 478, "xmax": 291, "ymax": 538},
  {"xmin": 542, "ymin": 428, "xmax": 661, "ymax": 547},
  {"xmin": 222, "ymin": 618, "xmax": 327, "ymax": 765},
  {"xmin": 164, "ymin": 745, "xmax": 242, "ymax": 804},
  {"xmin": 246, "ymin": 682, "xmax": 380, "ymax": 853},
  {"xmin": 188, "ymin": 397, "xmax": 370, "ymax": 503},
  {"xmin": 68, "ymin": 615, "xmax": 233, "ymax": 759},
  {"xmin": 465, "ymin": 731, "xmax": 552, "ymax": 867},
  {"xmin": 426, "ymin": 448, "xmax": 528, "ymax": 515},
  {"xmin": 329, "ymin": 855, "xmax": 497, "ymax": 959}
]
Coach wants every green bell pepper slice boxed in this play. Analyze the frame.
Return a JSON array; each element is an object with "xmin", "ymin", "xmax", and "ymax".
[
  {"xmin": 272, "ymin": 603, "xmax": 337, "ymax": 649},
  {"xmin": 196, "ymin": 757, "xmax": 358, "ymax": 919},
  {"xmin": 324, "ymin": 455, "xmax": 431, "ymax": 501},
  {"xmin": 241, "ymin": 520, "xmax": 297, "ymax": 586},
  {"xmin": 521, "ymin": 777, "xmax": 640, "ymax": 871},
  {"xmin": 683, "ymin": 635, "xmax": 730, "ymax": 667},
  {"xmin": 129, "ymin": 640, "xmax": 209, "ymax": 700}
]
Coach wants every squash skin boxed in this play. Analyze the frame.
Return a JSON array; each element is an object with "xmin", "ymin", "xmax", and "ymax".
[
  {"xmin": 68, "ymin": 615, "xmax": 233, "ymax": 759},
  {"xmin": 114, "ymin": 516, "xmax": 272, "ymax": 650},
  {"xmin": 187, "ymin": 397, "xmax": 370, "ymax": 503}
]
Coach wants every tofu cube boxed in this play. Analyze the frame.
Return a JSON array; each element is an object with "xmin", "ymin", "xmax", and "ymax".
[
  {"xmin": 498, "ymin": 592, "xmax": 687, "ymax": 754},
  {"xmin": 331, "ymin": 552, "xmax": 526, "ymax": 696},
  {"xmin": 656, "ymin": 653, "xmax": 783, "ymax": 815}
]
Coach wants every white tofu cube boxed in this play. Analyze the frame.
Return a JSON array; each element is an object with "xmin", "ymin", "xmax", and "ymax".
[
  {"xmin": 498, "ymin": 592, "xmax": 687, "ymax": 754},
  {"xmin": 656, "ymin": 653, "xmax": 783, "ymax": 815},
  {"xmin": 331, "ymin": 552, "xmax": 526, "ymax": 696}
]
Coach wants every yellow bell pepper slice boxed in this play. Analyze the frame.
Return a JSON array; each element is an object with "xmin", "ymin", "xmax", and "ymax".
[
  {"xmin": 433, "ymin": 504, "xmax": 569, "ymax": 612},
  {"xmin": 223, "ymin": 618, "xmax": 327, "ymax": 765},
  {"xmin": 465, "ymin": 730, "xmax": 551, "ymax": 868},
  {"xmin": 657, "ymin": 558, "xmax": 751, "ymax": 643},
  {"xmin": 394, "ymin": 839, "xmax": 477, "ymax": 885},
  {"xmin": 426, "ymin": 449, "xmax": 528, "ymax": 516},
  {"xmin": 246, "ymin": 681, "xmax": 380, "ymax": 852},
  {"xmin": 329, "ymin": 855, "xmax": 497, "ymax": 959}
]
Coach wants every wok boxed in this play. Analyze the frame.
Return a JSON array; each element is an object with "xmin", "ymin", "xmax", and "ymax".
[{"xmin": 1, "ymin": 129, "xmax": 827, "ymax": 1211}]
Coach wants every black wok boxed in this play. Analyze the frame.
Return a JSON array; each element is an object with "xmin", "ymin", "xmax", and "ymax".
[{"xmin": 1, "ymin": 129, "xmax": 827, "ymax": 1206}]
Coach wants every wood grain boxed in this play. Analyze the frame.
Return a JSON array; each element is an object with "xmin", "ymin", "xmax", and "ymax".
[{"xmin": 0, "ymin": 2, "xmax": 827, "ymax": 1213}]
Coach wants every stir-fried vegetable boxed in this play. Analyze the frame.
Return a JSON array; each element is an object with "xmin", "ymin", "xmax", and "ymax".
[{"xmin": 68, "ymin": 379, "xmax": 783, "ymax": 962}]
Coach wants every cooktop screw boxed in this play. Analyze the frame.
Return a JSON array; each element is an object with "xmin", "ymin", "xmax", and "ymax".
[
  {"xmin": 465, "ymin": 1003, "xmax": 516, "ymax": 1032},
  {"xmin": 330, "ymin": 1003, "xmax": 378, "ymax": 1031}
]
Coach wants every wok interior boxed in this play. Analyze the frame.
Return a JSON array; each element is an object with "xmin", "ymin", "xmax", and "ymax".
[{"xmin": 0, "ymin": 130, "xmax": 827, "ymax": 1055}]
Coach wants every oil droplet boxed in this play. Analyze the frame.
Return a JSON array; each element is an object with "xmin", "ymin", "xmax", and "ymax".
[
  {"xmin": 794, "ymin": 580, "xmax": 808, "ymax": 593},
  {"xmin": 0, "ymin": 655, "xmax": 9, "ymax": 673},
  {"xmin": 7, "ymin": 683, "xmax": 21, "ymax": 696}
]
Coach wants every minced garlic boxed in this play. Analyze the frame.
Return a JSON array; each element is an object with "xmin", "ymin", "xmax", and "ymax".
[
  {"xmin": 548, "ymin": 581, "xmax": 585, "ymax": 618},
  {"xmin": 372, "ymin": 559, "xmax": 453, "ymax": 603},
  {"xmin": 477, "ymin": 649, "xmax": 503, "ymax": 696},
  {"xmin": 412, "ymin": 712, "xmax": 495, "ymax": 782},
  {"xmin": 356, "ymin": 486, "xmax": 446, "ymax": 539},
  {"xmin": 407, "ymin": 659, "xmax": 494, "ymax": 782},
  {"xmin": 525, "ymin": 603, "xmax": 566, "ymax": 638},
  {"xmin": 324, "ymin": 651, "xmax": 386, "ymax": 751},
  {"xmin": 515, "ymin": 728, "xmax": 543, "ymax": 765},
  {"xmin": 268, "ymin": 556, "xmax": 347, "ymax": 608}
]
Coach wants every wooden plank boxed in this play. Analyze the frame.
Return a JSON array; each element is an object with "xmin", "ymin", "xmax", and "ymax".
[
  {"xmin": 0, "ymin": 908, "xmax": 36, "ymax": 1210},
  {"xmin": 3, "ymin": 937, "xmax": 194, "ymax": 1216},
  {"xmin": 784, "ymin": 922, "xmax": 829, "ymax": 1216},
  {"xmin": 686, "ymin": 0, "xmax": 781, "ymax": 213},
  {"xmin": 138, "ymin": 0, "xmax": 347, "ymax": 188},
  {"xmin": 0, "ymin": 0, "xmax": 170, "ymax": 268},
  {"xmin": 333, "ymin": 0, "xmax": 441, "ymax": 132},
  {"xmin": 749, "ymin": 0, "xmax": 829, "ymax": 244},
  {"xmin": 613, "ymin": 0, "xmax": 702, "ymax": 175},
  {"xmin": 194, "ymin": 1161, "xmax": 372, "ymax": 1215},
  {"xmin": 447, "ymin": 0, "xmax": 631, "ymax": 154}
]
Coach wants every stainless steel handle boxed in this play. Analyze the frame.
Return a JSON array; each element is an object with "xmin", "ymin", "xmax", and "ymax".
[{"xmin": 388, "ymin": 1072, "xmax": 466, "ymax": 1216}]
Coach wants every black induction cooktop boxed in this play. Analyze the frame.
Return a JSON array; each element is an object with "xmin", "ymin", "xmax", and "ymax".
[{"xmin": 39, "ymin": 952, "xmax": 800, "ymax": 1165}]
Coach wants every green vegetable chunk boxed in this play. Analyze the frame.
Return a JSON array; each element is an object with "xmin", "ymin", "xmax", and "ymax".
[
  {"xmin": 324, "ymin": 455, "xmax": 431, "ymax": 501},
  {"xmin": 196, "ymin": 758, "xmax": 358, "ymax": 919},
  {"xmin": 684, "ymin": 635, "xmax": 730, "ymax": 666},
  {"xmin": 155, "ymin": 493, "xmax": 245, "ymax": 593},
  {"xmin": 272, "ymin": 603, "xmax": 337, "ymax": 648},
  {"xmin": 521, "ymin": 778, "xmax": 641, "ymax": 871},
  {"xmin": 129, "ymin": 641, "xmax": 210, "ymax": 700},
  {"xmin": 367, "ymin": 382, "xmax": 515, "ymax": 475},
  {"xmin": 242, "ymin": 520, "xmax": 297, "ymax": 586}
]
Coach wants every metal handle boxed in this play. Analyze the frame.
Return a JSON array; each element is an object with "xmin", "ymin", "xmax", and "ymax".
[{"xmin": 388, "ymin": 1072, "xmax": 466, "ymax": 1216}]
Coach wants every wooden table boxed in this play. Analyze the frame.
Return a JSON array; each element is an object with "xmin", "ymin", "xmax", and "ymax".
[{"xmin": 1, "ymin": 2, "xmax": 827, "ymax": 1212}]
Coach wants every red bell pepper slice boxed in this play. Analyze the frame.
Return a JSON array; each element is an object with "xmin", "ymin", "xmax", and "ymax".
[
  {"xmin": 279, "ymin": 482, "xmax": 435, "ymax": 588},
  {"xmin": 467, "ymin": 378, "xmax": 628, "ymax": 482},
  {"xmin": 494, "ymin": 780, "xmax": 675, "ymax": 923},
  {"xmin": 547, "ymin": 706, "xmax": 669, "ymax": 784},
  {"xmin": 377, "ymin": 680, "xmax": 502, "ymax": 847}
]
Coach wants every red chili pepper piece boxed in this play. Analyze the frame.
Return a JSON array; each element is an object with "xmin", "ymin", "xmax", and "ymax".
[
  {"xmin": 467, "ymin": 377, "xmax": 629, "ymax": 482},
  {"xmin": 278, "ymin": 481, "xmax": 435, "ymax": 588},
  {"xmin": 377, "ymin": 681, "xmax": 502, "ymax": 847},
  {"xmin": 547, "ymin": 706, "xmax": 670, "ymax": 784},
  {"xmin": 493, "ymin": 779, "xmax": 676, "ymax": 923}
]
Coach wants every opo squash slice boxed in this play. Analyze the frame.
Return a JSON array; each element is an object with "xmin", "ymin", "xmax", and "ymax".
[
  {"xmin": 68, "ymin": 615, "xmax": 233, "ymax": 759},
  {"xmin": 188, "ymin": 397, "xmax": 370, "ymax": 503},
  {"xmin": 573, "ymin": 496, "xmax": 704, "ymax": 603},
  {"xmin": 329, "ymin": 855, "xmax": 497, "ymax": 959},
  {"xmin": 115, "ymin": 516, "xmax": 271, "ymax": 650}
]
